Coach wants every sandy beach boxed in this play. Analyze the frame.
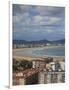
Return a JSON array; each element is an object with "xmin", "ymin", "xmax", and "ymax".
[
  {"xmin": 13, "ymin": 45, "xmax": 64, "ymax": 51},
  {"xmin": 13, "ymin": 46, "xmax": 65, "ymax": 61}
]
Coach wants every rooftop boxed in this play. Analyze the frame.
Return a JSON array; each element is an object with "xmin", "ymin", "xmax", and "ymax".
[{"xmin": 13, "ymin": 68, "xmax": 39, "ymax": 79}]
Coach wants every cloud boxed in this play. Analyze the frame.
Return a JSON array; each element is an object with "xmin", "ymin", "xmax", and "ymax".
[
  {"xmin": 13, "ymin": 8, "xmax": 64, "ymax": 27},
  {"xmin": 47, "ymin": 29, "xmax": 54, "ymax": 33},
  {"xmin": 13, "ymin": 4, "xmax": 65, "ymax": 40},
  {"xmin": 35, "ymin": 6, "xmax": 65, "ymax": 17}
]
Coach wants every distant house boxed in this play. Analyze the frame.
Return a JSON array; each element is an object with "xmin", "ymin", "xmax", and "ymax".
[
  {"xmin": 32, "ymin": 57, "xmax": 53, "ymax": 70},
  {"xmin": 46, "ymin": 43, "xmax": 51, "ymax": 46},
  {"xmin": 13, "ymin": 68, "xmax": 39, "ymax": 85}
]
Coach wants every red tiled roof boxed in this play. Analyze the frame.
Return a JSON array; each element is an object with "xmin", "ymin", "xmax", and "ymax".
[{"xmin": 13, "ymin": 68, "xmax": 39, "ymax": 79}]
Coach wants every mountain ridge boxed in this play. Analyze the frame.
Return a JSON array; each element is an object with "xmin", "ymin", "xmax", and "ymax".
[{"xmin": 13, "ymin": 39, "xmax": 65, "ymax": 45}]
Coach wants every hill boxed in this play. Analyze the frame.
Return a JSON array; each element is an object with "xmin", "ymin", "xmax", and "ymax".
[{"xmin": 13, "ymin": 39, "xmax": 65, "ymax": 45}]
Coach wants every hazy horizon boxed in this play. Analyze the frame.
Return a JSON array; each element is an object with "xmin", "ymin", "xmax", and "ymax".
[{"xmin": 13, "ymin": 38, "xmax": 65, "ymax": 42}]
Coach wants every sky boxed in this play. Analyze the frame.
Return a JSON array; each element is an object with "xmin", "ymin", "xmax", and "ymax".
[{"xmin": 13, "ymin": 4, "xmax": 65, "ymax": 41}]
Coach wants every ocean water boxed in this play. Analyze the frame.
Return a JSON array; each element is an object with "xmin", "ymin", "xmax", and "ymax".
[
  {"xmin": 32, "ymin": 46, "xmax": 65, "ymax": 56},
  {"xmin": 13, "ymin": 46, "xmax": 65, "ymax": 57}
]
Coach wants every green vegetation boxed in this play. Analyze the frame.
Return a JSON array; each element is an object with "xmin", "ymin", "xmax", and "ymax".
[{"xmin": 13, "ymin": 58, "xmax": 32, "ymax": 72}]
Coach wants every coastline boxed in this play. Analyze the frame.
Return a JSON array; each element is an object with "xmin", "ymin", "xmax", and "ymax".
[
  {"xmin": 13, "ymin": 45, "xmax": 64, "ymax": 51},
  {"xmin": 13, "ymin": 45, "xmax": 65, "ymax": 61}
]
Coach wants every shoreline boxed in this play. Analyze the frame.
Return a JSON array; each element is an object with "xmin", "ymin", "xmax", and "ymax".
[
  {"xmin": 13, "ymin": 45, "xmax": 64, "ymax": 51},
  {"xmin": 13, "ymin": 45, "xmax": 65, "ymax": 61}
]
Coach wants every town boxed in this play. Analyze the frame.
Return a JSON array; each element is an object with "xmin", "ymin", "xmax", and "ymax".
[
  {"xmin": 13, "ymin": 39, "xmax": 65, "ymax": 49},
  {"xmin": 13, "ymin": 57, "xmax": 65, "ymax": 85}
]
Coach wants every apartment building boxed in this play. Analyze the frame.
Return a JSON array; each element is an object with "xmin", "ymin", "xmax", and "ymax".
[{"xmin": 13, "ymin": 68, "xmax": 39, "ymax": 85}]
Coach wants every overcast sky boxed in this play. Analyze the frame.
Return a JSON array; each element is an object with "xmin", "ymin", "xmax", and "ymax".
[{"xmin": 13, "ymin": 4, "xmax": 65, "ymax": 41}]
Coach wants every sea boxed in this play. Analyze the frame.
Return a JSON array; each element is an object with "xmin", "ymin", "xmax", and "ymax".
[
  {"xmin": 32, "ymin": 46, "xmax": 65, "ymax": 57},
  {"xmin": 13, "ymin": 46, "xmax": 65, "ymax": 57}
]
